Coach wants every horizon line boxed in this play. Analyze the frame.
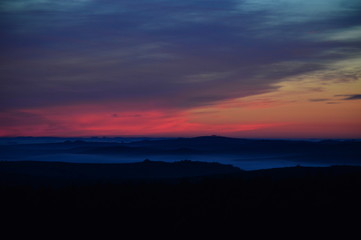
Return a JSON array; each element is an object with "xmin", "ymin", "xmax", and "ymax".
[{"xmin": 1, "ymin": 135, "xmax": 360, "ymax": 140}]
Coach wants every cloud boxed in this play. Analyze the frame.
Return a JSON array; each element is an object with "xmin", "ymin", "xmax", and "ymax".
[
  {"xmin": 0, "ymin": 110, "xmax": 45, "ymax": 127},
  {"xmin": 1, "ymin": 0, "xmax": 360, "ymax": 113},
  {"xmin": 309, "ymin": 98, "xmax": 329, "ymax": 102},
  {"xmin": 0, "ymin": 109, "xmax": 73, "ymax": 136},
  {"xmin": 336, "ymin": 94, "xmax": 361, "ymax": 100},
  {"xmin": 0, "ymin": 0, "xmax": 95, "ymax": 12},
  {"xmin": 322, "ymin": 26, "xmax": 361, "ymax": 43}
]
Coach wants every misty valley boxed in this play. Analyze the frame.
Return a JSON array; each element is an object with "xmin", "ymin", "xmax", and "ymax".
[
  {"xmin": 1, "ymin": 136, "xmax": 360, "ymax": 170},
  {"xmin": 1, "ymin": 136, "xmax": 361, "ymax": 237}
]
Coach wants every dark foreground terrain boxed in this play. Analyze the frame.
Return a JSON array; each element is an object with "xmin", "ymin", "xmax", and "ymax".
[{"xmin": 1, "ymin": 160, "xmax": 361, "ymax": 237}]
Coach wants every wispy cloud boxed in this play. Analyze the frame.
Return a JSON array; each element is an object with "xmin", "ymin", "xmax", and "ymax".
[
  {"xmin": 309, "ymin": 98, "xmax": 330, "ymax": 102},
  {"xmin": 1, "ymin": 0, "xmax": 361, "ymax": 136},
  {"xmin": 1, "ymin": 0, "xmax": 360, "ymax": 111},
  {"xmin": 336, "ymin": 94, "xmax": 361, "ymax": 100}
]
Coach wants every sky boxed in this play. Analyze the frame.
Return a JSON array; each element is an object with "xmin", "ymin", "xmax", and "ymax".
[{"xmin": 0, "ymin": 0, "xmax": 361, "ymax": 138}]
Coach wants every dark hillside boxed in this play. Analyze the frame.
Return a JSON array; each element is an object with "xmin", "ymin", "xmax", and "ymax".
[
  {"xmin": 0, "ymin": 160, "xmax": 242, "ymax": 186},
  {"xmin": 1, "ymin": 160, "xmax": 360, "ymax": 237}
]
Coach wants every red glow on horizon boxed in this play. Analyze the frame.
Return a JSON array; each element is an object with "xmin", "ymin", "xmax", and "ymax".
[
  {"xmin": 1, "ymin": 95, "xmax": 360, "ymax": 139},
  {"xmin": 0, "ymin": 105, "xmax": 288, "ymax": 137}
]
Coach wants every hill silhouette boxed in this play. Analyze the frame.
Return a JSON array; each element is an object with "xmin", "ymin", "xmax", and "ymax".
[
  {"xmin": 1, "ymin": 159, "xmax": 361, "ymax": 237},
  {"xmin": 76, "ymin": 135, "xmax": 361, "ymax": 164},
  {"xmin": 1, "ymin": 135, "xmax": 361, "ymax": 175},
  {"xmin": 0, "ymin": 160, "xmax": 242, "ymax": 186}
]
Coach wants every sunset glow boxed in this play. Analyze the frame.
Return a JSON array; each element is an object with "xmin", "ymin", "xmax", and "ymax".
[{"xmin": 1, "ymin": 0, "xmax": 360, "ymax": 138}]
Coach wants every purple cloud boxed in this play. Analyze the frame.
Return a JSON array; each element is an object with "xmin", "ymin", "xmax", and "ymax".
[
  {"xmin": 1, "ymin": 0, "xmax": 361, "ymax": 112},
  {"xmin": 336, "ymin": 94, "xmax": 361, "ymax": 100}
]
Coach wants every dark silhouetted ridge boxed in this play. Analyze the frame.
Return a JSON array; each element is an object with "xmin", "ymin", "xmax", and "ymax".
[{"xmin": 0, "ymin": 160, "xmax": 242, "ymax": 186}]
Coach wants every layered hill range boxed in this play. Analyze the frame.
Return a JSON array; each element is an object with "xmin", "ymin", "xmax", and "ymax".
[
  {"xmin": 2, "ymin": 136, "xmax": 361, "ymax": 235},
  {"xmin": 1, "ymin": 136, "xmax": 360, "ymax": 167}
]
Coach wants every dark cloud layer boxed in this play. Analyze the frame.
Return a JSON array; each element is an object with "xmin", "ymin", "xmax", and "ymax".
[
  {"xmin": 1, "ymin": 0, "xmax": 361, "ymax": 111},
  {"xmin": 337, "ymin": 94, "xmax": 361, "ymax": 100},
  {"xmin": 309, "ymin": 99, "xmax": 330, "ymax": 102}
]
